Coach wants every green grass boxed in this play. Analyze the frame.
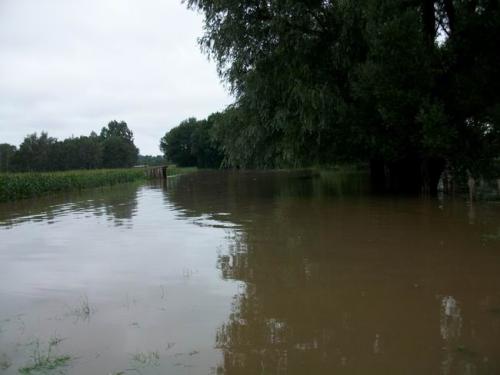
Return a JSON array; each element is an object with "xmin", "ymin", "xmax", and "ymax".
[
  {"xmin": 19, "ymin": 354, "xmax": 71, "ymax": 374},
  {"xmin": 0, "ymin": 354, "xmax": 12, "ymax": 370},
  {"xmin": 18, "ymin": 339, "xmax": 71, "ymax": 374},
  {"xmin": 0, "ymin": 166, "xmax": 195, "ymax": 202},
  {"xmin": 130, "ymin": 350, "xmax": 160, "ymax": 366}
]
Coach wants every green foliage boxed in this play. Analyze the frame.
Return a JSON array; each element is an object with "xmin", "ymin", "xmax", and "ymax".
[
  {"xmin": 418, "ymin": 102, "xmax": 454, "ymax": 156},
  {"xmin": 161, "ymin": 118, "xmax": 198, "ymax": 167},
  {"xmin": 137, "ymin": 154, "xmax": 166, "ymax": 166},
  {"xmin": 19, "ymin": 354, "xmax": 71, "ymax": 374},
  {"xmin": 0, "ymin": 166, "xmax": 196, "ymax": 202},
  {"xmin": 191, "ymin": 115, "xmax": 224, "ymax": 168},
  {"xmin": 5, "ymin": 121, "xmax": 139, "ymax": 172},
  {"xmin": 101, "ymin": 136, "xmax": 138, "ymax": 168},
  {"xmin": 100, "ymin": 121, "xmax": 139, "ymax": 168},
  {"xmin": 185, "ymin": 0, "xmax": 500, "ymax": 191},
  {"xmin": 0, "ymin": 143, "xmax": 17, "ymax": 172},
  {"xmin": 100, "ymin": 120, "xmax": 135, "ymax": 142},
  {"xmin": 11, "ymin": 132, "xmax": 58, "ymax": 172},
  {"xmin": 160, "ymin": 116, "xmax": 223, "ymax": 168},
  {"xmin": 0, "ymin": 169, "xmax": 146, "ymax": 202},
  {"xmin": 51, "ymin": 134, "xmax": 103, "ymax": 170},
  {"xmin": 18, "ymin": 339, "xmax": 71, "ymax": 374}
]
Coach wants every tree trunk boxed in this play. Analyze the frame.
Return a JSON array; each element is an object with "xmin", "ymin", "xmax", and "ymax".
[
  {"xmin": 422, "ymin": 0, "xmax": 437, "ymax": 44},
  {"xmin": 443, "ymin": 0, "xmax": 456, "ymax": 34},
  {"xmin": 467, "ymin": 170, "xmax": 476, "ymax": 201},
  {"xmin": 370, "ymin": 159, "xmax": 386, "ymax": 192},
  {"xmin": 421, "ymin": 158, "xmax": 446, "ymax": 195},
  {"xmin": 369, "ymin": 157, "xmax": 444, "ymax": 195},
  {"xmin": 441, "ymin": 163, "xmax": 454, "ymax": 194}
]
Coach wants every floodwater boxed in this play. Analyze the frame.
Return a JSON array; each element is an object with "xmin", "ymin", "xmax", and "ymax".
[{"xmin": 0, "ymin": 171, "xmax": 499, "ymax": 375}]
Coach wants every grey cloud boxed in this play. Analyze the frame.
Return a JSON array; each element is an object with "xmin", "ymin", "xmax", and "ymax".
[{"xmin": 0, "ymin": 0, "xmax": 232, "ymax": 154}]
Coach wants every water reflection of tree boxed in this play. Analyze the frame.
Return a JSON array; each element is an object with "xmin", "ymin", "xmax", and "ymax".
[
  {"xmin": 163, "ymin": 170, "xmax": 367, "ymax": 222},
  {"xmin": 164, "ymin": 171, "xmax": 500, "ymax": 374},
  {"xmin": 98, "ymin": 184, "xmax": 139, "ymax": 225},
  {"xmin": 0, "ymin": 183, "xmax": 139, "ymax": 228}
]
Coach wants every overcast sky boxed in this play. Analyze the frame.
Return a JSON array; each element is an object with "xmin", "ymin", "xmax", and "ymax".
[{"xmin": 0, "ymin": 0, "xmax": 233, "ymax": 155}]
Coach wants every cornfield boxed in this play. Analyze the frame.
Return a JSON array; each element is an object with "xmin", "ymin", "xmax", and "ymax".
[{"xmin": 0, "ymin": 169, "xmax": 147, "ymax": 202}]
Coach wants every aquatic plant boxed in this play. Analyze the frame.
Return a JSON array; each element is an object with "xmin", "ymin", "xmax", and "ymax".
[
  {"xmin": 48, "ymin": 334, "xmax": 66, "ymax": 347},
  {"xmin": 66, "ymin": 295, "xmax": 95, "ymax": 322},
  {"xmin": 18, "ymin": 339, "xmax": 72, "ymax": 374},
  {"xmin": 0, "ymin": 354, "xmax": 12, "ymax": 370},
  {"xmin": 130, "ymin": 350, "xmax": 160, "ymax": 366}
]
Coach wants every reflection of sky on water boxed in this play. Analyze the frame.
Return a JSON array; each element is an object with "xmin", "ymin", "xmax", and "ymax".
[
  {"xmin": 0, "ymin": 180, "xmax": 242, "ymax": 374},
  {"xmin": 0, "ymin": 183, "xmax": 141, "ymax": 229}
]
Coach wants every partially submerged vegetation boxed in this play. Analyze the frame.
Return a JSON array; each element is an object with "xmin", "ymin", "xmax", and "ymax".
[
  {"xmin": 19, "ymin": 338, "xmax": 72, "ymax": 374},
  {"xmin": 0, "ymin": 169, "xmax": 145, "ymax": 202},
  {"xmin": 65, "ymin": 295, "xmax": 96, "ymax": 322},
  {"xmin": 0, "ymin": 354, "xmax": 12, "ymax": 370},
  {"xmin": 161, "ymin": 0, "xmax": 500, "ymax": 195},
  {"xmin": 0, "ymin": 166, "xmax": 195, "ymax": 203},
  {"xmin": 130, "ymin": 350, "xmax": 161, "ymax": 367}
]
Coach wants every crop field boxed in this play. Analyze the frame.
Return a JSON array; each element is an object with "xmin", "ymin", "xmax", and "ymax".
[{"xmin": 0, "ymin": 167, "xmax": 195, "ymax": 202}]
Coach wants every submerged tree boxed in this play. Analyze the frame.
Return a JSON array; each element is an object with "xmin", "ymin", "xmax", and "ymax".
[{"xmin": 186, "ymin": 0, "xmax": 500, "ymax": 192}]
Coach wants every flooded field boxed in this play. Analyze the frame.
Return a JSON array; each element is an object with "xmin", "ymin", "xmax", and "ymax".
[{"xmin": 0, "ymin": 171, "xmax": 499, "ymax": 374}]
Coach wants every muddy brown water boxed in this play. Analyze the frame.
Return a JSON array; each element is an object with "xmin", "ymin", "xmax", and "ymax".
[{"xmin": 0, "ymin": 170, "xmax": 499, "ymax": 374}]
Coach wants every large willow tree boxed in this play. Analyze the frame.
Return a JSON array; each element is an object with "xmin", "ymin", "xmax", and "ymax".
[{"xmin": 186, "ymin": 0, "xmax": 500, "ymax": 192}]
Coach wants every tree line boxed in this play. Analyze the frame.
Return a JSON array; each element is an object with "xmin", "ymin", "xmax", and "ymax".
[
  {"xmin": 160, "ymin": 0, "xmax": 500, "ymax": 193},
  {"xmin": 0, "ymin": 121, "xmax": 140, "ymax": 172},
  {"xmin": 160, "ymin": 115, "xmax": 223, "ymax": 168}
]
